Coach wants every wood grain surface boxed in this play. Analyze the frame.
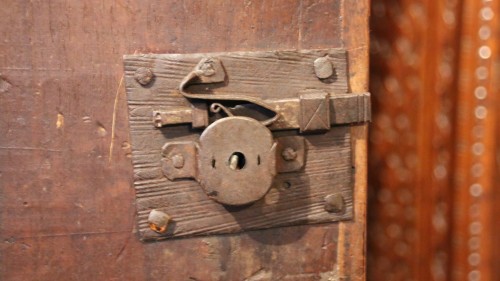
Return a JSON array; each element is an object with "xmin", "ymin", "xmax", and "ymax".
[
  {"xmin": 124, "ymin": 49, "xmax": 356, "ymax": 240},
  {"xmin": 133, "ymin": 128, "xmax": 354, "ymax": 240},
  {"xmin": 0, "ymin": 0, "xmax": 368, "ymax": 280},
  {"xmin": 124, "ymin": 49, "xmax": 349, "ymax": 99}
]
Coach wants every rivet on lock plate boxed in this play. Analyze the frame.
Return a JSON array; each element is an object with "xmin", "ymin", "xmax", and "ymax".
[{"xmin": 123, "ymin": 48, "xmax": 370, "ymax": 240}]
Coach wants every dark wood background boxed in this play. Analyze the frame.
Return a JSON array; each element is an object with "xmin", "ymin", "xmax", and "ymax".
[{"xmin": 0, "ymin": 1, "xmax": 368, "ymax": 280}]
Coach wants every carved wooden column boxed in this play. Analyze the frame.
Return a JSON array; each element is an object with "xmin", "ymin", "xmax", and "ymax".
[
  {"xmin": 369, "ymin": 0, "xmax": 499, "ymax": 280},
  {"xmin": 450, "ymin": 0, "xmax": 499, "ymax": 280}
]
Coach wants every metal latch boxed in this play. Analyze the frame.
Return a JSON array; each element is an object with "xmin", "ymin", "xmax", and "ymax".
[
  {"xmin": 123, "ymin": 48, "xmax": 370, "ymax": 240},
  {"xmin": 152, "ymin": 56, "xmax": 370, "ymax": 132}
]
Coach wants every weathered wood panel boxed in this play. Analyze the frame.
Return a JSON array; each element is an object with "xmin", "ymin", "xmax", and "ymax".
[
  {"xmin": 124, "ymin": 49, "xmax": 356, "ymax": 240},
  {"xmin": 124, "ymin": 49, "xmax": 349, "ymax": 100},
  {"xmin": 133, "ymin": 128, "xmax": 353, "ymax": 240},
  {"xmin": 0, "ymin": 0, "xmax": 368, "ymax": 280}
]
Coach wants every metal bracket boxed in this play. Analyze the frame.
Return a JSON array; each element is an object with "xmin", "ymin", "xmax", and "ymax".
[
  {"xmin": 162, "ymin": 137, "xmax": 305, "ymax": 181},
  {"xmin": 161, "ymin": 117, "xmax": 305, "ymax": 206},
  {"xmin": 152, "ymin": 92, "xmax": 370, "ymax": 130},
  {"xmin": 152, "ymin": 56, "xmax": 370, "ymax": 131}
]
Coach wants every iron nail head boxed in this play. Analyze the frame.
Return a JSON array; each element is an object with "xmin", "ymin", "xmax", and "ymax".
[
  {"xmin": 148, "ymin": 210, "xmax": 171, "ymax": 233},
  {"xmin": 313, "ymin": 57, "xmax": 334, "ymax": 79},
  {"xmin": 172, "ymin": 154, "xmax": 185, "ymax": 169},
  {"xmin": 134, "ymin": 67, "xmax": 154, "ymax": 86},
  {"xmin": 324, "ymin": 194, "xmax": 345, "ymax": 213},
  {"xmin": 281, "ymin": 147, "xmax": 298, "ymax": 161}
]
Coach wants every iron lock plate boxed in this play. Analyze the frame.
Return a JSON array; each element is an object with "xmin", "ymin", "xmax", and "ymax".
[{"xmin": 123, "ymin": 49, "xmax": 370, "ymax": 241}]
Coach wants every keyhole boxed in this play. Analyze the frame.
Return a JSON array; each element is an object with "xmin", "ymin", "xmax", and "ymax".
[{"xmin": 228, "ymin": 152, "xmax": 246, "ymax": 170}]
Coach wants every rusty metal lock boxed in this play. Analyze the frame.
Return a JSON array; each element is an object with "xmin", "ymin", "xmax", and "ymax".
[
  {"xmin": 126, "ymin": 50, "xmax": 372, "ymax": 240},
  {"xmin": 198, "ymin": 117, "xmax": 277, "ymax": 205},
  {"xmin": 161, "ymin": 116, "xmax": 305, "ymax": 206}
]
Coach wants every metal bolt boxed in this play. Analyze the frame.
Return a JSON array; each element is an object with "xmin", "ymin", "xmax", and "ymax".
[
  {"xmin": 172, "ymin": 154, "xmax": 185, "ymax": 169},
  {"xmin": 134, "ymin": 67, "xmax": 154, "ymax": 86},
  {"xmin": 148, "ymin": 209, "xmax": 171, "ymax": 233},
  {"xmin": 198, "ymin": 59, "xmax": 216, "ymax": 77},
  {"xmin": 324, "ymin": 194, "xmax": 345, "ymax": 213},
  {"xmin": 313, "ymin": 57, "xmax": 334, "ymax": 79},
  {"xmin": 281, "ymin": 147, "xmax": 297, "ymax": 161}
]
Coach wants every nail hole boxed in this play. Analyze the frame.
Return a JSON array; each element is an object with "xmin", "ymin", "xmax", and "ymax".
[
  {"xmin": 23, "ymin": 202, "xmax": 28, "ymax": 206},
  {"xmin": 257, "ymin": 155, "xmax": 261, "ymax": 165},
  {"xmin": 212, "ymin": 158, "xmax": 216, "ymax": 168},
  {"xmin": 283, "ymin": 182, "xmax": 291, "ymax": 189},
  {"xmin": 228, "ymin": 152, "xmax": 246, "ymax": 170}
]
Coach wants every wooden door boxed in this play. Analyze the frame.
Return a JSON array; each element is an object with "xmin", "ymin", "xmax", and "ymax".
[{"xmin": 0, "ymin": 1, "xmax": 368, "ymax": 280}]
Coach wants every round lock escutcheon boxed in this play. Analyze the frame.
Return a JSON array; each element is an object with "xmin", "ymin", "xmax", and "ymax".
[{"xmin": 197, "ymin": 117, "xmax": 277, "ymax": 206}]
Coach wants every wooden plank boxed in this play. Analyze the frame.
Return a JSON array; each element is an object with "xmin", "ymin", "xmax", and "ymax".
[
  {"xmin": 124, "ymin": 49, "xmax": 357, "ymax": 240},
  {"xmin": 133, "ymin": 128, "xmax": 354, "ymax": 240},
  {"xmin": 124, "ymin": 49, "xmax": 349, "ymax": 103},
  {"xmin": 338, "ymin": 0, "xmax": 369, "ymax": 280}
]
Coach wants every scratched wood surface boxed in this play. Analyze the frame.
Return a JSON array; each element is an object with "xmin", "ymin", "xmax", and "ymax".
[
  {"xmin": 124, "ymin": 49, "xmax": 348, "ymax": 100},
  {"xmin": 133, "ymin": 127, "xmax": 353, "ymax": 240},
  {"xmin": 0, "ymin": 0, "xmax": 368, "ymax": 280}
]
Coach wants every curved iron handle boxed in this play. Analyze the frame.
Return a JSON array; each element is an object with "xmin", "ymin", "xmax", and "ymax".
[{"xmin": 179, "ymin": 57, "xmax": 280, "ymax": 126}]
